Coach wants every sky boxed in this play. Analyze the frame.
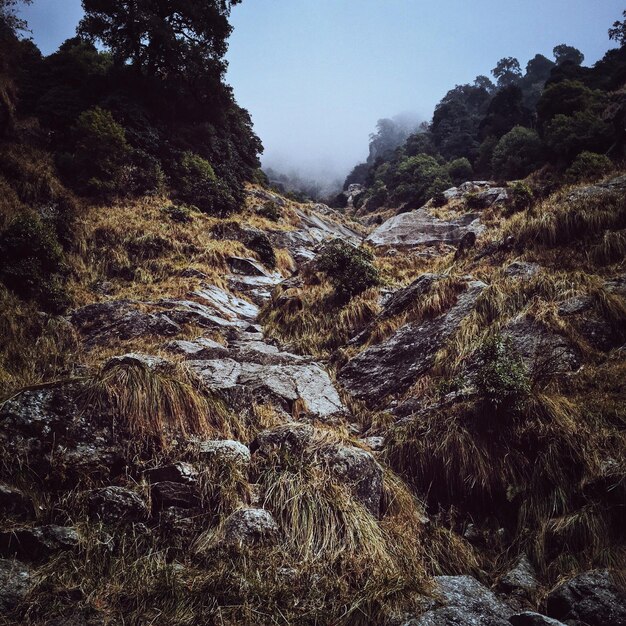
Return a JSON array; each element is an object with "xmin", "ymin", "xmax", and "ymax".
[{"xmin": 20, "ymin": 0, "xmax": 624, "ymax": 183}]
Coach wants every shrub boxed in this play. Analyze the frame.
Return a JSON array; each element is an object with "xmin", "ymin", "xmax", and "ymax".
[
  {"xmin": 465, "ymin": 193, "xmax": 488, "ymax": 210},
  {"xmin": 447, "ymin": 157, "xmax": 473, "ymax": 185},
  {"xmin": 508, "ymin": 181, "xmax": 534, "ymax": 212},
  {"xmin": 365, "ymin": 182, "xmax": 388, "ymax": 211},
  {"xmin": 246, "ymin": 232, "xmax": 276, "ymax": 269},
  {"xmin": 316, "ymin": 239, "xmax": 380, "ymax": 303},
  {"xmin": 70, "ymin": 106, "xmax": 132, "ymax": 197},
  {"xmin": 174, "ymin": 151, "xmax": 239, "ymax": 215},
  {"xmin": 0, "ymin": 213, "xmax": 68, "ymax": 312},
  {"xmin": 474, "ymin": 335, "xmax": 531, "ymax": 418},
  {"xmin": 390, "ymin": 154, "xmax": 452, "ymax": 209},
  {"xmin": 492, "ymin": 126, "xmax": 545, "ymax": 180},
  {"xmin": 565, "ymin": 151, "xmax": 613, "ymax": 183},
  {"xmin": 258, "ymin": 200, "xmax": 280, "ymax": 221}
]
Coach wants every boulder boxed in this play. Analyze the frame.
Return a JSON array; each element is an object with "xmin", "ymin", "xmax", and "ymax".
[
  {"xmin": 0, "ymin": 558, "xmax": 31, "ymax": 612},
  {"xmin": 222, "ymin": 508, "xmax": 279, "ymax": 546},
  {"xmin": 505, "ymin": 262, "xmax": 541, "ymax": 279},
  {"xmin": 145, "ymin": 462, "xmax": 198, "ymax": 485},
  {"xmin": 0, "ymin": 484, "xmax": 35, "ymax": 520},
  {"xmin": 546, "ymin": 570, "xmax": 626, "ymax": 626},
  {"xmin": 366, "ymin": 208, "xmax": 484, "ymax": 248},
  {"xmin": 0, "ymin": 525, "xmax": 79, "ymax": 561},
  {"xmin": 192, "ymin": 285, "xmax": 259, "ymax": 322},
  {"xmin": 499, "ymin": 554, "xmax": 539, "ymax": 596},
  {"xmin": 410, "ymin": 575, "xmax": 513, "ymax": 625},
  {"xmin": 509, "ymin": 613, "xmax": 567, "ymax": 626},
  {"xmin": 163, "ymin": 338, "xmax": 229, "ymax": 359},
  {"xmin": 503, "ymin": 317, "xmax": 580, "ymax": 374},
  {"xmin": 195, "ymin": 440, "xmax": 251, "ymax": 467},
  {"xmin": 227, "ymin": 274, "xmax": 283, "ymax": 304},
  {"xmin": 155, "ymin": 298, "xmax": 251, "ymax": 331},
  {"xmin": 227, "ymin": 256, "xmax": 270, "ymax": 277},
  {"xmin": 151, "ymin": 481, "xmax": 200, "ymax": 510},
  {"xmin": 189, "ymin": 359, "xmax": 345, "ymax": 419},
  {"xmin": 70, "ymin": 300, "xmax": 180, "ymax": 346},
  {"xmin": 88, "ymin": 487, "xmax": 148, "ymax": 524},
  {"xmin": 104, "ymin": 352, "xmax": 168, "ymax": 371},
  {"xmin": 340, "ymin": 280, "xmax": 486, "ymax": 405}
]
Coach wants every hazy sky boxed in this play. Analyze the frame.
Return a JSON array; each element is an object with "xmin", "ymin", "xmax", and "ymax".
[{"xmin": 20, "ymin": 0, "xmax": 624, "ymax": 181}]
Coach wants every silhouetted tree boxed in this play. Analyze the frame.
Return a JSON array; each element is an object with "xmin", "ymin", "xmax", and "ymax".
[
  {"xmin": 492, "ymin": 57, "xmax": 522, "ymax": 88},
  {"xmin": 553, "ymin": 44, "xmax": 584, "ymax": 66},
  {"xmin": 609, "ymin": 10, "xmax": 626, "ymax": 47}
]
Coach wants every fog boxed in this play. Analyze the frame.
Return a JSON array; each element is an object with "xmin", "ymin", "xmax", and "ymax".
[{"xmin": 226, "ymin": 0, "xmax": 620, "ymax": 195}]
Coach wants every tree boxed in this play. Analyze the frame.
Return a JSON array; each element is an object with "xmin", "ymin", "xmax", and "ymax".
[
  {"xmin": 525, "ymin": 54, "xmax": 555, "ymax": 83},
  {"xmin": 537, "ymin": 80, "xmax": 607, "ymax": 127},
  {"xmin": 492, "ymin": 57, "xmax": 522, "ymax": 88},
  {"xmin": 479, "ymin": 85, "xmax": 533, "ymax": 141},
  {"xmin": 553, "ymin": 44, "xmax": 584, "ymax": 66},
  {"xmin": 474, "ymin": 75, "xmax": 495, "ymax": 93},
  {"xmin": 0, "ymin": 0, "xmax": 32, "ymax": 35},
  {"xmin": 609, "ymin": 10, "xmax": 626, "ymax": 47},
  {"xmin": 79, "ymin": 0, "xmax": 240, "ymax": 77},
  {"xmin": 491, "ymin": 126, "xmax": 545, "ymax": 180}
]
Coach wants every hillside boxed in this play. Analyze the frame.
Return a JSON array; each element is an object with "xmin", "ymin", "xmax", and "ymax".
[{"xmin": 1, "ymin": 2, "xmax": 626, "ymax": 626}]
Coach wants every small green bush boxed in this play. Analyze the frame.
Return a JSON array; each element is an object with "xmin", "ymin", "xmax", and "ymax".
[
  {"xmin": 508, "ymin": 181, "xmax": 534, "ymax": 213},
  {"xmin": 316, "ymin": 239, "xmax": 380, "ymax": 303},
  {"xmin": 70, "ymin": 106, "xmax": 132, "ymax": 197},
  {"xmin": 365, "ymin": 182, "xmax": 388, "ymax": 211},
  {"xmin": 447, "ymin": 157, "xmax": 473, "ymax": 186},
  {"xmin": 174, "ymin": 151, "xmax": 239, "ymax": 215},
  {"xmin": 474, "ymin": 335, "xmax": 530, "ymax": 418},
  {"xmin": 258, "ymin": 201, "xmax": 281, "ymax": 222},
  {"xmin": 565, "ymin": 151, "xmax": 613, "ymax": 183},
  {"xmin": 491, "ymin": 126, "xmax": 545, "ymax": 180},
  {"xmin": 0, "ymin": 213, "xmax": 69, "ymax": 312}
]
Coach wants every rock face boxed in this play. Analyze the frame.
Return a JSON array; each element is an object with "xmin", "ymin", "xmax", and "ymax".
[
  {"xmin": 189, "ymin": 359, "xmax": 344, "ymax": 419},
  {"xmin": 546, "ymin": 570, "xmax": 626, "ymax": 626},
  {"xmin": 503, "ymin": 317, "xmax": 580, "ymax": 374},
  {"xmin": 410, "ymin": 575, "xmax": 513, "ymax": 625},
  {"xmin": 509, "ymin": 613, "xmax": 567, "ymax": 626},
  {"xmin": 222, "ymin": 508, "xmax": 279, "ymax": 546},
  {"xmin": 195, "ymin": 440, "xmax": 251, "ymax": 466},
  {"xmin": 0, "ymin": 558, "xmax": 31, "ymax": 612},
  {"xmin": 499, "ymin": 554, "xmax": 539, "ymax": 597},
  {"xmin": 366, "ymin": 208, "xmax": 484, "ymax": 248},
  {"xmin": 0, "ymin": 526, "xmax": 79, "ymax": 561},
  {"xmin": 88, "ymin": 487, "xmax": 149, "ymax": 524},
  {"xmin": 340, "ymin": 279, "xmax": 486, "ymax": 405}
]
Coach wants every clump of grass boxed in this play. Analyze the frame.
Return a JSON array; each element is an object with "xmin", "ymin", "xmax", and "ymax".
[
  {"xmin": 590, "ymin": 230, "xmax": 626, "ymax": 266},
  {"xmin": 82, "ymin": 357, "xmax": 240, "ymax": 447}
]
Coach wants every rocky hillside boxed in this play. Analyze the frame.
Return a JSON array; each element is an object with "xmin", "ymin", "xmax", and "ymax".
[{"xmin": 1, "ymin": 173, "xmax": 626, "ymax": 625}]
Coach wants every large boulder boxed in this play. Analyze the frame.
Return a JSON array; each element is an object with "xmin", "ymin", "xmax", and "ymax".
[
  {"xmin": 366, "ymin": 208, "xmax": 484, "ymax": 248},
  {"xmin": 340, "ymin": 279, "xmax": 486, "ymax": 405},
  {"xmin": 509, "ymin": 614, "xmax": 567, "ymax": 626},
  {"xmin": 0, "ymin": 558, "xmax": 32, "ymax": 612},
  {"xmin": 151, "ymin": 482, "xmax": 200, "ymax": 510},
  {"xmin": 70, "ymin": 300, "xmax": 180, "ymax": 346},
  {"xmin": 189, "ymin": 359, "xmax": 345, "ymax": 420},
  {"xmin": 409, "ymin": 575, "xmax": 513, "ymax": 625},
  {"xmin": 88, "ymin": 486, "xmax": 149, "ymax": 524},
  {"xmin": 0, "ymin": 525, "xmax": 79, "ymax": 561},
  {"xmin": 546, "ymin": 570, "xmax": 626, "ymax": 626},
  {"xmin": 221, "ymin": 508, "xmax": 280, "ymax": 546},
  {"xmin": 192, "ymin": 285, "xmax": 259, "ymax": 322}
]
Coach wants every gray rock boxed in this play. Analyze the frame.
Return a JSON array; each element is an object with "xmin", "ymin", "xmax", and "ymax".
[
  {"xmin": 88, "ymin": 487, "xmax": 148, "ymax": 524},
  {"xmin": 0, "ymin": 525, "xmax": 79, "ymax": 561},
  {"xmin": 192, "ymin": 285, "xmax": 259, "ymax": 322},
  {"xmin": 547, "ymin": 570, "xmax": 626, "ymax": 626},
  {"xmin": 505, "ymin": 262, "xmax": 541, "ymax": 279},
  {"xmin": 151, "ymin": 481, "xmax": 200, "ymax": 510},
  {"xmin": 70, "ymin": 300, "xmax": 180, "ymax": 345},
  {"xmin": 104, "ymin": 352, "xmax": 168, "ymax": 371},
  {"xmin": 500, "ymin": 554, "xmax": 539, "ymax": 595},
  {"xmin": 509, "ymin": 613, "xmax": 567, "ymax": 626},
  {"xmin": 0, "ymin": 558, "xmax": 31, "ymax": 612},
  {"xmin": 145, "ymin": 462, "xmax": 198, "ymax": 485},
  {"xmin": 411, "ymin": 575, "xmax": 513, "ymax": 625},
  {"xmin": 189, "ymin": 359, "xmax": 344, "ymax": 419},
  {"xmin": 227, "ymin": 274, "xmax": 283, "ymax": 304},
  {"xmin": 164, "ymin": 337, "xmax": 229, "ymax": 359},
  {"xmin": 155, "ymin": 298, "xmax": 249, "ymax": 330},
  {"xmin": 195, "ymin": 439, "xmax": 251, "ymax": 466},
  {"xmin": 222, "ymin": 508, "xmax": 279, "ymax": 546},
  {"xmin": 366, "ymin": 208, "xmax": 484, "ymax": 248},
  {"xmin": 360, "ymin": 436, "xmax": 385, "ymax": 452},
  {"xmin": 503, "ymin": 317, "xmax": 580, "ymax": 374},
  {"xmin": 0, "ymin": 484, "xmax": 34, "ymax": 520},
  {"xmin": 227, "ymin": 256, "xmax": 270, "ymax": 277},
  {"xmin": 340, "ymin": 280, "xmax": 486, "ymax": 405}
]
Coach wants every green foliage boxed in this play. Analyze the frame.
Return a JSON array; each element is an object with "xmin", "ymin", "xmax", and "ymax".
[
  {"xmin": 609, "ymin": 10, "xmax": 626, "ymax": 47},
  {"xmin": 474, "ymin": 335, "xmax": 531, "ymax": 417},
  {"xmin": 553, "ymin": 44, "xmax": 584, "ymax": 66},
  {"xmin": 391, "ymin": 154, "xmax": 452, "ymax": 208},
  {"xmin": 537, "ymin": 80, "xmax": 607, "ymax": 126},
  {"xmin": 491, "ymin": 126, "xmax": 544, "ymax": 180},
  {"xmin": 447, "ymin": 157, "xmax": 473, "ymax": 185},
  {"xmin": 492, "ymin": 57, "xmax": 522, "ymax": 88},
  {"xmin": 544, "ymin": 112, "xmax": 613, "ymax": 163},
  {"xmin": 508, "ymin": 181, "xmax": 534, "ymax": 212},
  {"xmin": 316, "ymin": 239, "xmax": 380, "ymax": 303},
  {"xmin": 246, "ymin": 232, "xmax": 276, "ymax": 269},
  {"xmin": 258, "ymin": 200, "xmax": 281, "ymax": 222},
  {"xmin": 365, "ymin": 181, "xmax": 388, "ymax": 211},
  {"xmin": 565, "ymin": 151, "xmax": 613, "ymax": 183},
  {"xmin": 69, "ymin": 106, "xmax": 132, "ymax": 197},
  {"xmin": 0, "ymin": 213, "xmax": 68, "ymax": 312}
]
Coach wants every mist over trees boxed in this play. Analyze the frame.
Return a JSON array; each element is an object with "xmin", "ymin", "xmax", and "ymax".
[{"xmin": 344, "ymin": 15, "xmax": 626, "ymax": 212}]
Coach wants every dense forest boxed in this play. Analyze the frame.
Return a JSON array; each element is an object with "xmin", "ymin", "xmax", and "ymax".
[{"xmin": 343, "ymin": 29, "xmax": 626, "ymax": 212}]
